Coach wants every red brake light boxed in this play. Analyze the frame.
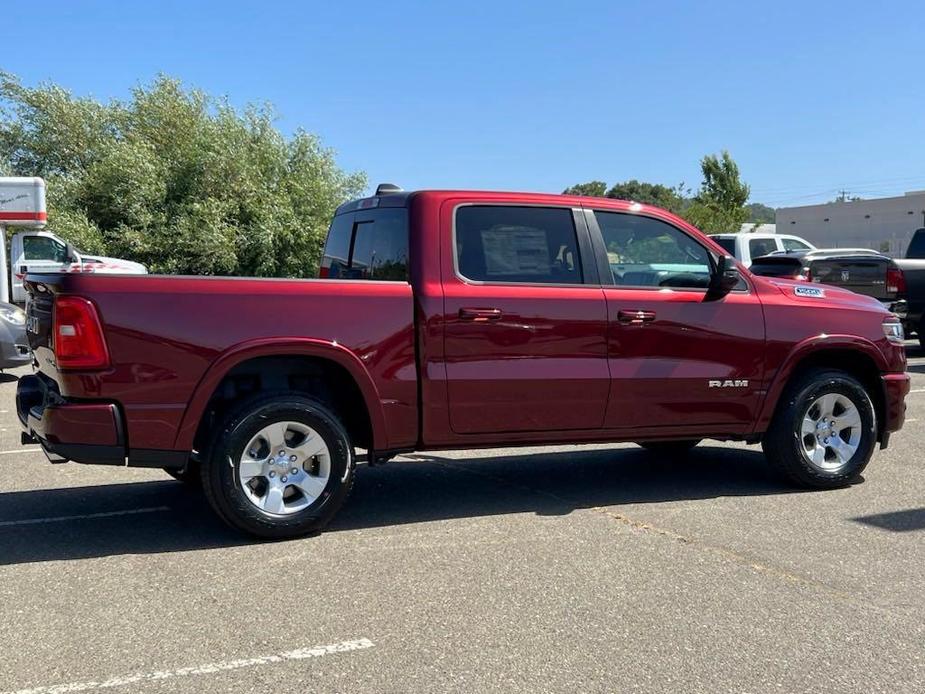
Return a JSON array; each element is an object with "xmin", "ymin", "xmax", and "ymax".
[
  {"xmin": 886, "ymin": 267, "xmax": 906, "ymax": 296},
  {"xmin": 53, "ymin": 296, "xmax": 110, "ymax": 370}
]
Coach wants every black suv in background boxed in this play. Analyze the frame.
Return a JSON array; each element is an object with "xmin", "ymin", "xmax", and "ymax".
[{"xmin": 894, "ymin": 228, "xmax": 925, "ymax": 347}]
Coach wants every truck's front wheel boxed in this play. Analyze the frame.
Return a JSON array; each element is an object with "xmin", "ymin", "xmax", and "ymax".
[
  {"xmin": 762, "ymin": 369, "xmax": 876, "ymax": 488},
  {"xmin": 201, "ymin": 393, "xmax": 354, "ymax": 539}
]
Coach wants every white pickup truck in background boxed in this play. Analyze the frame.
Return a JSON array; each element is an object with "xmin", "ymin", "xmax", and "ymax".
[
  {"xmin": 0, "ymin": 177, "xmax": 146, "ymax": 305},
  {"xmin": 710, "ymin": 232, "xmax": 816, "ymax": 267}
]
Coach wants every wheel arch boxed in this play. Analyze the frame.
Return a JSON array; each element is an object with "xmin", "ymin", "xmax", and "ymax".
[
  {"xmin": 174, "ymin": 338, "xmax": 387, "ymax": 453},
  {"xmin": 755, "ymin": 336, "xmax": 887, "ymax": 439}
]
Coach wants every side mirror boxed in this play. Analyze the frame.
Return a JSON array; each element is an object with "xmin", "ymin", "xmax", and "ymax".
[
  {"xmin": 65, "ymin": 242, "xmax": 78, "ymax": 264},
  {"xmin": 706, "ymin": 254, "xmax": 740, "ymax": 300}
]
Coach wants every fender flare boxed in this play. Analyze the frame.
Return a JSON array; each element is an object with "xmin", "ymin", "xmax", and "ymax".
[
  {"xmin": 173, "ymin": 337, "xmax": 388, "ymax": 451},
  {"xmin": 753, "ymin": 333, "xmax": 887, "ymax": 433}
]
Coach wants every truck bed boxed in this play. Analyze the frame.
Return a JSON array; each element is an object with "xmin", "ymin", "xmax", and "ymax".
[{"xmin": 24, "ymin": 273, "xmax": 417, "ymax": 455}]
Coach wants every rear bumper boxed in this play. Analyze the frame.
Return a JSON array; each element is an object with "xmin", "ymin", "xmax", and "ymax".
[
  {"xmin": 16, "ymin": 374, "xmax": 125, "ymax": 465},
  {"xmin": 882, "ymin": 372, "xmax": 911, "ymax": 435}
]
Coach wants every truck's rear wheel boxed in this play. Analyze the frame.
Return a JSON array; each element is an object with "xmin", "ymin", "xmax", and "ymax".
[
  {"xmin": 200, "ymin": 393, "xmax": 354, "ymax": 540},
  {"xmin": 762, "ymin": 369, "xmax": 876, "ymax": 488}
]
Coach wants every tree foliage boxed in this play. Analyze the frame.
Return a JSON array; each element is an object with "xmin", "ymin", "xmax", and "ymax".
[
  {"xmin": 561, "ymin": 151, "xmax": 756, "ymax": 233},
  {"xmin": 605, "ymin": 180, "xmax": 687, "ymax": 214},
  {"xmin": 562, "ymin": 179, "xmax": 686, "ymax": 213},
  {"xmin": 562, "ymin": 180, "xmax": 607, "ymax": 197},
  {"xmin": 0, "ymin": 73, "xmax": 365, "ymax": 276},
  {"xmin": 682, "ymin": 151, "xmax": 750, "ymax": 233},
  {"xmin": 746, "ymin": 202, "xmax": 775, "ymax": 224}
]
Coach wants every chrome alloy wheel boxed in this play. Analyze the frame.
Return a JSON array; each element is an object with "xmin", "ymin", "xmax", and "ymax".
[
  {"xmin": 799, "ymin": 393, "xmax": 862, "ymax": 472},
  {"xmin": 237, "ymin": 421, "xmax": 331, "ymax": 515}
]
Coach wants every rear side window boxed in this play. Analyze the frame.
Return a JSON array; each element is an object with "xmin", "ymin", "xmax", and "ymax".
[
  {"xmin": 455, "ymin": 206, "xmax": 582, "ymax": 284},
  {"xmin": 714, "ymin": 237, "xmax": 737, "ymax": 256},
  {"xmin": 320, "ymin": 208, "xmax": 409, "ymax": 281},
  {"xmin": 748, "ymin": 238, "xmax": 778, "ymax": 259}
]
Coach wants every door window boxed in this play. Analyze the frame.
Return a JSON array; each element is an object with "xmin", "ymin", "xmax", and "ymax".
[
  {"xmin": 22, "ymin": 236, "xmax": 68, "ymax": 262},
  {"xmin": 748, "ymin": 237, "xmax": 778, "ymax": 259},
  {"xmin": 782, "ymin": 237, "xmax": 811, "ymax": 252},
  {"xmin": 455, "ymin": 206, "xmax": 583, "ymax": 284},
  {"xmin": 593, "ymin": 211, "xmax": 711, "ymax": 289}
]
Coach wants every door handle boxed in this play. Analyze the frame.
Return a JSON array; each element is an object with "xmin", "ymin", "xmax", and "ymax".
[
  {"xmin": 617, "ymin": 309, "xmax": 656, "ymax": 325},
  {"xmin": 459, "ymin": 307, "xmax": 502, "ymax": 322}
]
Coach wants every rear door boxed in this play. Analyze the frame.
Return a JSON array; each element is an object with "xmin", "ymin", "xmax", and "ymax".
[
  {"xmin": 747, "ymin": 236, "xmax": 779, "ymax": 265},
  {"xmin": 441, "ymin": 202, "xmax": 610, "ymax": 434}
]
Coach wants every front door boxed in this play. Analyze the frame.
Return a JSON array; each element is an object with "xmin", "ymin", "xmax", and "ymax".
[
  {"xmin": 442, "ymin": 202, "xmax": 610, "ymax": 435},
  {"xmin": 587, "ymin": 208, "xmax": 767, "ymax": 433}
]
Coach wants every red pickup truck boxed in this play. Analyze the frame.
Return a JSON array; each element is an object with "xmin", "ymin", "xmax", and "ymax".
[{"xmin": 17, "ymin": 188, "xmax": 911, "ymax": 538}]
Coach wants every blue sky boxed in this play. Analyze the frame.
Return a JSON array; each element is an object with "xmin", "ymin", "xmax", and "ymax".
[{"xmin": 3, "ymin": 0, "xmax": 924, "ymax": 207}]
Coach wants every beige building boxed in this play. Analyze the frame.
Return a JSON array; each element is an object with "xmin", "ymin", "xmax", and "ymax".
[{"xmin": 776, "ymin": 191, "xmax": 925, "ymax": 257}]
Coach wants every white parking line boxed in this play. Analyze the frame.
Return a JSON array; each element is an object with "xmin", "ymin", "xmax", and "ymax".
[
  {"xmin": 908, "ymin": 388, "xmax": 925, "ymax": 394},
  {"xmin": 3, "ymin": 638, "xmax": 375, "ymax": 694},
  {"xmin": 0, "ymin": 448, "xmax": 41, "ymax": 455},
  {"xmin": 0, "ymin": 507, "xmax": 170, "ymax": 528}
]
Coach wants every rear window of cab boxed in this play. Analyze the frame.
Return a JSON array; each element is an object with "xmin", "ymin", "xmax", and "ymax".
[{"xmin": 320, "ymin": 208, "xmax": 409, "ymax": 281}]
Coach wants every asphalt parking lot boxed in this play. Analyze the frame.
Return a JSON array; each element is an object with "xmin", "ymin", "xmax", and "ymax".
[{"xmin": 1, "ymin": 348, "xmax": 924, "ymax": 694}]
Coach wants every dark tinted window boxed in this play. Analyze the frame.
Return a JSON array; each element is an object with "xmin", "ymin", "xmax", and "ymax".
[
  {"xmin": 906, "ymin": 228, "xmax": 925, "ymax": 259},
  {"xmin": 714, "ymin": 237, "xmax": 737, "ymax": 255},
  {"xmin": 749, "ymin": 238, "xmax": 778, "ymax": 259},
  {"xmin": 594, "ymin": 211, "xmax": 711, "ymax": 288},
  {"xmin": 320, "ymin": 208, "xmax": 409, "ymax": 281},
  {"xmin": 455, "ymin": 206, "xmax": 582, "ymax": 284}
]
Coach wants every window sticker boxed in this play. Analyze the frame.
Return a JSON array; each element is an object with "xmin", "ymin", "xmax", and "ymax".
[{"xmin": 481, "ymin": 228, "xmax": 549, "ymax": 276}]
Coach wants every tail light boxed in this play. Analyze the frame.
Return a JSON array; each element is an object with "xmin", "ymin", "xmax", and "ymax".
[
  {"xmin": 53, "ymin": 296, "xmax": 110, "ymax": 370},
  {"xmin": 886, "ymin": 266, "xmax": 906, "ymax": 296}
]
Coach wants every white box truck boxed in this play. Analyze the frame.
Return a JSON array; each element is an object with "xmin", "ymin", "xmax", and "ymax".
[{"xmin": 0, "ymin": 177, "xmax": 146, "ymax": 304}]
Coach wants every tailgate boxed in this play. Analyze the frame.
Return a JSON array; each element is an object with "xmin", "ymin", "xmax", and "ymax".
[
  {"xmin": 809, "ymin": 257, "xmax": 892, "ymax": 300},
  {"xmin": 24, "ymin": 276, "xmax": 58, "ymax": 374}
]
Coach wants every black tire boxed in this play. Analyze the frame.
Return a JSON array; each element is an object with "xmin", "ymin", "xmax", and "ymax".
[
  {"xmin": 200, "ymin": 392, "xmax": 355, "ymax": 540},
  {"xmin": 637, "ymin": 439, "xmax": 701, "ymax": 454},
  {"xmin": 164, "ymin": 460, "xmax": 200, "ymax": 485},
  {"xmin": 762, "ymin": 369, "xmax": 876, "ymax": 488}
]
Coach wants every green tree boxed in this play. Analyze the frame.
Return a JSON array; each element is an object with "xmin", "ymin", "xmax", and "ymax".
[
  {"xmin": 605, "ymin": 179, "xmax": 687, "ymax": 213},
  {"xmin": 562, "ymin": 178, "xmax": 687, "ymax": 212},
  {"xmin": 681, "ymin": 151, "xmax": 750, "ymax": 233},
  {"xmin": 746, "ymin": 202, "xmax": 775, "ymax": 224},
  {"xmin": 562, "ymin": 180, "xmax": 607, "ymax": 197},
  {"xmin": 0, "ymin": 72, "xmax": 365, "ymax": 276}
]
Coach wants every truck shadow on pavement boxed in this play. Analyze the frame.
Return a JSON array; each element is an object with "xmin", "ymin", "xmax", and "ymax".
[
  {"xmin": 853, "ymin": 507, "xmax": 925, "ymax": 532},
  {"xmin": 0, "ymin": 445, "xmax": 801, "ymax": 565}
]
